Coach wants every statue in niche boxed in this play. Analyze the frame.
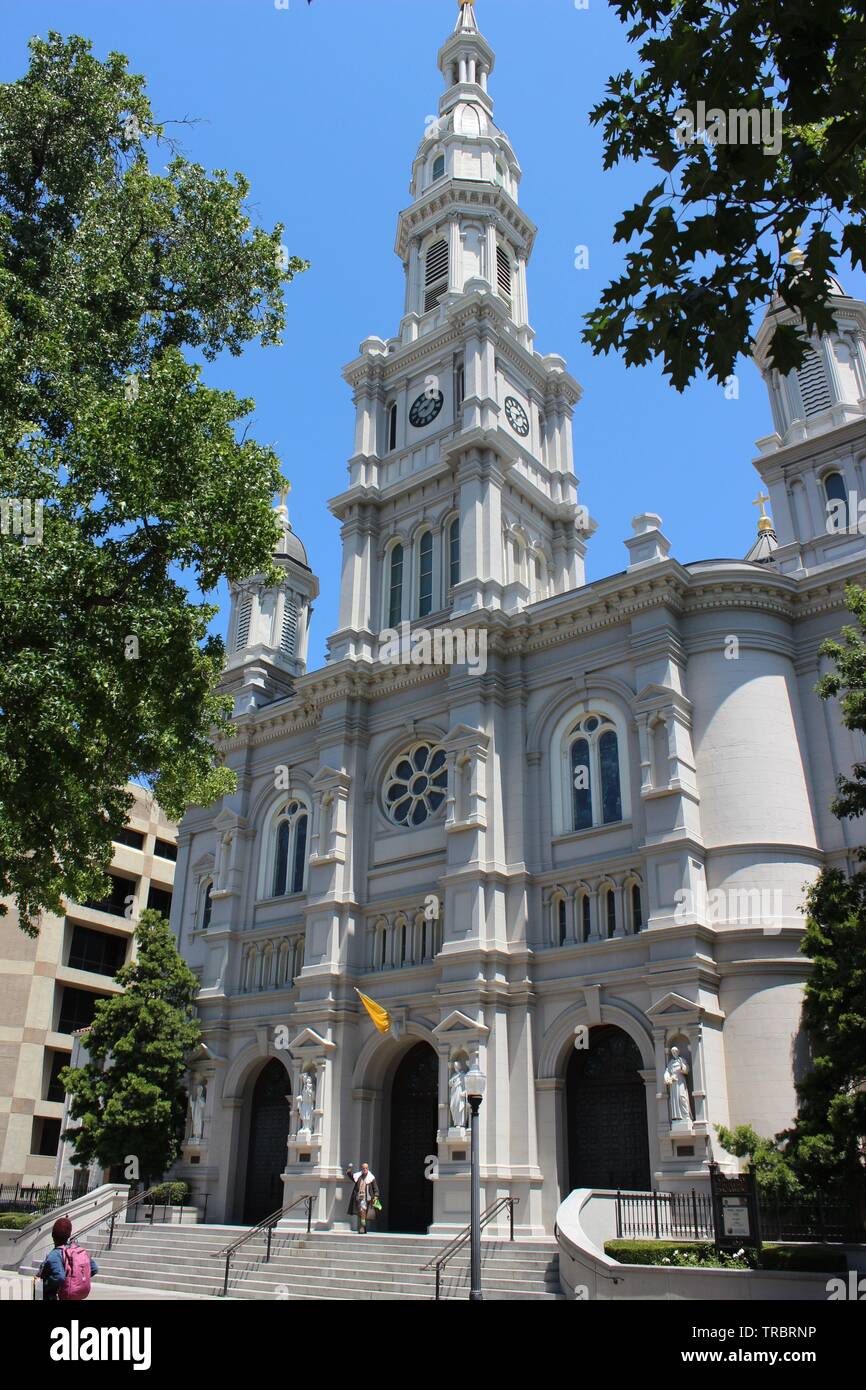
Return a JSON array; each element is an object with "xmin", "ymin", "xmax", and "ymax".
[
  {"xmin": 188, "ymin": 1079, "xmax": 207, "ymax": 1143},
  {"xmin": 664, "ymin": 1045, "xmax": 693, "ymax": 1124},
  {"xmin": 295, "ymin": 1070, "xmax": 316, "ymax": 1134},
  {"xmin": 448, "ymin": 1058, "xmax": 468, "ymax": 1129}
]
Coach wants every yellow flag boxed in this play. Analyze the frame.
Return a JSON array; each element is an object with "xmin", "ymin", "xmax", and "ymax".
[{"xmin": 355, "ymin": 988, "xmax": 391, "ymax": 1034}]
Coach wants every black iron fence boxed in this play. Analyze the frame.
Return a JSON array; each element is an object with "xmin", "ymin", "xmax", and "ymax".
[
  {"xmin": 758, "ymin": 1190, "xmax": 862, "ymax": 1244},
  {"xmin": 0, "ymin": 1180, "xmax": 100, "ymax": 1218},
  {"xmin": 615, "ymin": 1184, "xmax": 863, "ymax": 1246},
  {"xmin": 616, "ymin": 1188, "xmax": 714, "ymax": 1241}
]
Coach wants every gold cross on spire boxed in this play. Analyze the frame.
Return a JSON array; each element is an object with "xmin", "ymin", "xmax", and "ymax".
[
  {"xmin": 752, "ymin": 490, "xmax": 773, "ymax": 532},
  {"xmin": 277, "ymin": 481, "xmax": 291, "ymax": 511}
]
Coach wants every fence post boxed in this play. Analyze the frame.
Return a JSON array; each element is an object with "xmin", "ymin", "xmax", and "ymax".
[
  {"xmin": 653, "ymin": 1190, "xmax": 660, "ymax": 1241},
  {"xmin": 691, "ymin": 1188, "xmax": 699, "ymax": 1240},
  {"xmin": 616, "ymin": 1191, "xmax": 622, "ymax": 1240},
  {"xmin": 816, "ymin": 1189, "xmax": 826, "ymax": 1243}
]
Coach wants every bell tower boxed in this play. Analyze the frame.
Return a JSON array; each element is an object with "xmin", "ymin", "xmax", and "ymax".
[
  {"xmin": 751, "ymin": 275, "xmax": 866, "ymax": 575},
  {"xmin": 327, "ymin": 0, "xmax": 594, "ymax": 665},
  {"xmin": 222, "ymin": 487, "xmax": 319, "ymax": 716}
]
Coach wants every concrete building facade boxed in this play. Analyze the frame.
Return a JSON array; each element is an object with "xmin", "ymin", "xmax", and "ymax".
[
  {"xmin": 0, "ymin": 785, "xmax": 178, "ymax": 1186},
  {"xmin": 167, "ymin": 2, "xmax": 866, "ymax": 1235}
]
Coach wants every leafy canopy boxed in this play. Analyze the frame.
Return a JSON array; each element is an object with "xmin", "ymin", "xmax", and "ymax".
[
  {"xmin": 585, "ymin": 0, "xmax": 866, "ymax": 388},
  {"xmin": 59, "ymin": 910, "xmax": 202, "ymax": 1183},
  {"xmin": 0, "ymin": 34, "xmax": 307, "ymax": 930}
]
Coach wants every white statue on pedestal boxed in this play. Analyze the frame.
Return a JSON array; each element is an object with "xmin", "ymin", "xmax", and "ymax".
[
  {"xmin": 188, "ymin": 1080, "xmax": 206, "ymax": 1143},
  {"xmin": 448, "ymin": 1059, "xmax": 467, "ymax": 1130},
  {"xmin": 664, "ymin": 1046, "xmax": 693, "ymax": 1124},
  {"xmin": 295, "ymin": 1071, "xmax": 316, "ymax": 1135}
]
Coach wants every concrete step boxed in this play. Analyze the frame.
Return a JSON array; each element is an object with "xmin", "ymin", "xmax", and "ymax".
[{"xmin": 84, "ymin": 1223, "xmax": 564, "ymax": 1300}]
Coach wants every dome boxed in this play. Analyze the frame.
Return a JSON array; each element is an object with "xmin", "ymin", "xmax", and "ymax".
[{"xmin": 277, "ymin": 517, "xmax": 309, "ymax": 569}]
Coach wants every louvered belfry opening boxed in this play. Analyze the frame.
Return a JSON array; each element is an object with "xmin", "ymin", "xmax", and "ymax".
[
  {"xmin": 235, "ymin": 595, "xmax": 253, "ymax": 651},
  {"xmin": 797, "ymin": 348, "xmax": 832, "ymax": 416},
  {"xmin": 497, "ymin": 243, "xmax": 512, "ymax": 307},
  {"xmin": 425, "ymin": 237, "xmax": 449, "ymax": 312},
  {"xmin": 281, "ymin": 596, "xmax": 298, "ymax": 656}
]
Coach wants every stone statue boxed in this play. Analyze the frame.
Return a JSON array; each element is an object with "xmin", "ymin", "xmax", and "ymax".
[
  {"xmin": 188, "ymin": 1080, "xmax": 206, "ymax": 1143},
  {"xmin": 296, "ymin": 1071, "xmax": 316, "ymax": 1134},
  {"xmin": 449, "ymin": 1059, "xmax": 467, "ymax": 1129},
  {"xmin": 664, "ymin": 1046, "xmax": 693, "ymax": 1124}
]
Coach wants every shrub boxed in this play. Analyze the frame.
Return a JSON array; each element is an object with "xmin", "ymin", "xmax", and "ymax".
[
  {"xmin": 0, "ymin": 1213, "xmax": 35, "ymax": 1230},
  {"xmin": 148, "ymin": 1181, "xmax": 190, "ymax": 1205},
  {"xmin": 605, "ymin": 1239, "xmax": 847, "ymax": 1273}
]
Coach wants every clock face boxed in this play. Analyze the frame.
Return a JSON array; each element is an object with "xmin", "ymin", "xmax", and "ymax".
[
  {"xmin": 504, "ymin": 395, "xmax": 530, "ymax": 437},
  {"xmin": 409, "ymin": 390, "xmax": 445, "ymax": 429}
]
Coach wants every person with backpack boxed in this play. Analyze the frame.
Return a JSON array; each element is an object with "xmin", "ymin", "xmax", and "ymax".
[{"xmin": 39, "ymin": 1217, "xmax": 98, "ymax": 1301}]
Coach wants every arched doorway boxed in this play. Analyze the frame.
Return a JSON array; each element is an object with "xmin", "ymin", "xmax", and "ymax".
[
  {"xmin": 387, "ymin": 1042, "xmax": 438, "ymax": 1232},
  {"xmin": 566, "ymin": 1025, "xmax": 650, "ymax": 1191},
  {"xmin": 243, "ymin": 1059, "xmax": 290, "ymax": 1224}
]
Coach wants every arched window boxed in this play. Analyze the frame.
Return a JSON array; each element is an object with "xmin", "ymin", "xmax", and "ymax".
[
  {"xmin": 605, "ymin": 889, "xmax": 617, "ymax": 939},
  {"xmin": 568, "ymin": 714, "xmax": 623, "ymax": 832},
  {"xmin": 200, "ymin": 881, "xmax": 212, "ymax": 931},
  {"xmin": 449, "ymin": 517, "xmax": 460, "ymax": 591},
  {"xmin": 557, "ymin": 896, "xmax": 567, "ymax": 947},
  {"xmin": 425, "ymin": 237, "xmax": 449, "ymax": 312},
  {"xmin": 824, "ymin": 471, "xmax": 849, "ymax": 530},
  {"xmin": 631, "ymin": 883, "xmax": 644, "ymax": 933},
  {"xmin": 272, "ymin": 800, "xmax": 309, "ymax": 897},
  {"xmin": 388, "ymin": 401, "xmax": 398, "ymax": 452},
  {"xmin": 581, "ymin": 894, "xmax": 591, "ymax": 943},
  {"xmin": 432, "ymin": 153, "xmax": 445, "ymax": 182},
  {"xmin": 388, "ymin": 542, "xmax": 404, "ymax": 626},
  {"xmin": 418, "ymin": 530, "xmax": 434, "ymax": 617}
]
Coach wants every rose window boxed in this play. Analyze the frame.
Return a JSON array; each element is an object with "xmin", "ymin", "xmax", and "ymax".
[{"xmin": 384, "ymin": 743, "xmax": 447, "ymax": 827}]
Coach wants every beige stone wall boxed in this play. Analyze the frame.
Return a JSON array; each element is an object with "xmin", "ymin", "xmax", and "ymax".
[{"xmin": 0, "ymin": 784, "xmax": 177, "ymax": 1185}]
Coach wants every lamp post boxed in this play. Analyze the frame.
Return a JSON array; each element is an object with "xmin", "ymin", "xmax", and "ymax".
[{"xmin": 465, "ymin": 1057, "xmax": 486, "ymax": 1302}]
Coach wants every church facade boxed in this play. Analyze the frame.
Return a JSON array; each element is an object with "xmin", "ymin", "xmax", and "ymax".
[{"xmin": 168, "ymin": 2, "xmax": 866, "ymax": 1236}]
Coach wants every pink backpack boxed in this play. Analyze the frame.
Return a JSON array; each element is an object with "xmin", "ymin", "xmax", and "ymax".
[{"xmin": 58, "ymin": 1242, "xmax": 92, "ymax": 1301}]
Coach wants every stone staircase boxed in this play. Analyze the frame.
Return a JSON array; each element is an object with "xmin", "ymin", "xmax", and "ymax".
[{"xmin": 85, "ymin": 1222, "xmax": 564, "ymax": 1300}]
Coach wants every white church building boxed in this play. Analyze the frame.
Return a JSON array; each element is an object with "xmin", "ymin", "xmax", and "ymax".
[{"xmin": 168, "ymin": 1, "xmax": 866, "ymax": 1236}]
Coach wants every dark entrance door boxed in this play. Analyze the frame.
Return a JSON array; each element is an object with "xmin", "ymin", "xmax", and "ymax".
[
  {"xmin": 243, "ymin": 1059, "xmax": 290, "ymax": 1224},
  {"xmin": 566, "ymin": 1025, "xmax": 651, "ymax": 1191},
  {"xmin": 387, "ymin": 1042, "xmax": 438, "ymax": 1232}
]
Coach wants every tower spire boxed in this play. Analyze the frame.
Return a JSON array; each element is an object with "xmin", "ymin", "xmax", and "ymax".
[{"xmin": 456, "ymin": 0, "xmax": 479, "ymax": 33}]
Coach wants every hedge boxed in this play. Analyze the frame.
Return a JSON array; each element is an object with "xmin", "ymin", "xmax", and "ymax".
[{"xmin": 605, "ymin": 1239, "xmax": 848, "ymax": 1273}]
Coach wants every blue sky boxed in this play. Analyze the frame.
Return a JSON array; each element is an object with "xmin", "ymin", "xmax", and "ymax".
[{"xmin": 4, "ymin": 0, "xmax": 864, "ymax": 667}]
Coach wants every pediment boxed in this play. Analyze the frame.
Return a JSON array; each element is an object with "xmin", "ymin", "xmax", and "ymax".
[
  {"xmin": 646, "ymin": 992, "xmax": 700, "ymax": 1020},
  {"xmin": 433, "ymin": 1010, "xmax": 489, "ymax": 1040},
  {"xmin": 289, "ymin": 1027, "xmax": 335, "ymax": 1058}
]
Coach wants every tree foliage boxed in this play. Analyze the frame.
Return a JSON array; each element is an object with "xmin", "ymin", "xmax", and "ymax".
[
  {"xmin": 59, "ymin": 910, "xmax": 202, "ymax": 1183},
  {"xmin": 0, "ymin": 34, "xmax": 307, "ymax": 930},
  {"xmin": 585, "ymin": 0, "xmax": 866, "ymax": 388}
]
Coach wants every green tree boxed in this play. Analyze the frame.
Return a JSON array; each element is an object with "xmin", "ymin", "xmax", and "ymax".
[
  {"xmin": 585, "ymin": 0, "xmax": 866, "ymax": 388},
  {"xmin": 59, "ymin": 910, "xmax": 202, "ymax": 1185},
  {"xmin": 714, "ymin": 1123, "xmax": 801, "ymax": 1197},
  {"xmin": 783, "ymin": 582, "xmax": 866, "ymax": 1196},
  {"xmin": 0, "ymin": 33, "xmax": 307, "ymax": 931}
]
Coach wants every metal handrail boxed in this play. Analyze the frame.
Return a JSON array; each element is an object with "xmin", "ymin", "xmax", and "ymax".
[
  {"xmin": 62, "ymin": 1186, "xmax": 161, "ymax": 1253},
  {"xmin": 212, "ymin": 1194, "xmax": 313, "ymax": 1297},
  {"xmin": 422, "ymin": 1196, "xmax": 519, "ymax": 1301}
]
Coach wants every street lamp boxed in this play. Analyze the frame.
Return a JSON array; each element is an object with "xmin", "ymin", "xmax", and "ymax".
[{"xmin": 465, "ymin": 1057, "xmax": 486, "ymax": 1302}]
